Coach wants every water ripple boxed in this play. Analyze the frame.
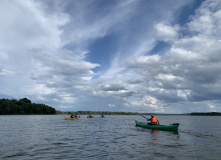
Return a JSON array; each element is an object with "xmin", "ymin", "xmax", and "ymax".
[{"xmin": 0, "ymin": 115, "xmax": 221, "ymax": 159}]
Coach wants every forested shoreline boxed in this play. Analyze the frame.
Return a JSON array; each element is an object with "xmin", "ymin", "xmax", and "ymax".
[
  {"xmin": 0, "ymin": 98, "xmax": 56, "ymax": 115},
  {"xmin": 189, "ymin": 112, "xmax": 221, "ymax": 116}
]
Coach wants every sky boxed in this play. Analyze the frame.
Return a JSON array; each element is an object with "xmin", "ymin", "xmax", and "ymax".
[{"xmin": 1, "ymin": 0, "xmax": 221, "ymax": 113}]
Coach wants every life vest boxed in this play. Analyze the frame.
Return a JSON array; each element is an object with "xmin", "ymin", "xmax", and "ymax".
[{"xmin": 151, "ymin": 117, "xmax": 158, "ymax": 125}]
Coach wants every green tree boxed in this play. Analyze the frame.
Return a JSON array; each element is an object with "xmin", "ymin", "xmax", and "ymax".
[{"xmin": 19, "ymin": 98, "xmax": 31, "ymax": 104}]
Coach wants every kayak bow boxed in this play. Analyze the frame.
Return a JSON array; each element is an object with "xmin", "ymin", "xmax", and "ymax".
[{"xmin": 135, "ymin": 120, "xmax": 179, "ymax": 131}]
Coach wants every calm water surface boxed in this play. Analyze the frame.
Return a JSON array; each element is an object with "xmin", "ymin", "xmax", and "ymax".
[{"xmin": 0, "ymin": 115, "xmax": 221, "ymax": 160}]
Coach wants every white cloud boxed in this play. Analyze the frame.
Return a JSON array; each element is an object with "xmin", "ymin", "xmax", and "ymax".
[
  {"xmin": 156, "ymin": 73, "xmax": 183, "ymax": 81},
  {"xmin": 177, "ymin": 90, "xmax": 191, "ymax": 101},
  {"xmin": 0, "ymin": 0, "xmax": 99, "ymax": 107},
  {"xmin": 188, "ymin": 0, "xmax": 221, "ymax": 37},
  {"xmin": 125, "ymin": 55, "xmax": 161, "ymax": 68},
  {"xmin": 108, "ymin": 104, "xmax": 116, "ymax": 107},
  {"xmin": 154, "ymin": 22, "xmax": 179, "ymax": 42},
  {"xmin": 169, "ymin": 47, "xmax": 201, "ymax": 61},
  {"xmin": 0, "ymin": 69, "xmax": 15, "ymax": 76},
  {"xmin": 122, "ymin": 0, "xmax": 221, "ymax": 112},
  {"xmin": 0, "ymin": 0, "xmax": 69, "ymax": 51},
  {"xmin": 124, "ymin": 95, "xmax": 165, "ymax": 113}
]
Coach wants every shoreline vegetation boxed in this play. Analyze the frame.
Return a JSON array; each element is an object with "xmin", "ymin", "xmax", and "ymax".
[
  {"xmin": 0, "ymin": 98, "xmax": 220, "ymax": 116},
  {"xmin": 0, "ymin": 98, "xmax": 55, "ymax": 115}
]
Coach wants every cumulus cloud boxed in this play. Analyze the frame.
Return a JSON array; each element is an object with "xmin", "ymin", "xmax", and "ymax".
[
  {"xmin": 123, "ymin": 0, "xmax": 221, "ymax": 112},
  {"xmin": 188, "ymin": 0, "xmax": 221, "ymax": 37},
  {"xmin": 154, "ymin": 22, "xmax": 179, "ymax": 42},
  {"xmin": 92, "ymin": 83, "xmax": 136, "ymax": 98},
  {"xmin": 125, "ymin": 55, "xmax": 161, "ymax": 68},
  {"xmin": 124, "ymin": 95, "xmax": 165, "ymax": 113},
  {"xmin": 0, "ymin": 0, "xmax": 99, "ymax": 105},
  {"xmin": 91, "ymin": 0, "xmax": 221, "ymax": 111}
]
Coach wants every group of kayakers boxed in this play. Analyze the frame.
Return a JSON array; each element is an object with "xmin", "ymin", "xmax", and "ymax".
[
  {"xmin": 69, "ymin": 113, "xmax": 159, "ymax": 124},
  {"xmin": 70, "ymin": 114, "xmax": 79, "ymax": 118},
  {"xmin": 70, "ymin": 113, "xmax": 104, "ymax": 118}
]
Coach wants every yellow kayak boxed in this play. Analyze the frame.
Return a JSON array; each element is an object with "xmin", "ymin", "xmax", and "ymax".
[{"xmin": 65, "ymin": 117, "xmax": 79, "ymax": 120}]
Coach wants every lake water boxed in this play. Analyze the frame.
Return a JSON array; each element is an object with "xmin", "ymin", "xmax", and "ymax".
[{"xmin": 0, "ymin": 115, "xmax": 220, "ymax": 160}]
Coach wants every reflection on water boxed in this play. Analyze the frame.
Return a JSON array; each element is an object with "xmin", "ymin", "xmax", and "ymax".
[
  {"xmin": 152, "ymin": 130, "xmax": 159, "ymax": 141},
  {"xmin": 151, "ymin": 130, "xmax": 159, "ymax": 153},
  {"xmin": 150, "ymin": 129, "xmax": 179, "ymax": 153}
]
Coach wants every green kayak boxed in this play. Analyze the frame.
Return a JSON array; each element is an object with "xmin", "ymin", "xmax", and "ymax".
[{"xmin": 135, "ymin": 120, "xmax": 179, "ymax": 131}]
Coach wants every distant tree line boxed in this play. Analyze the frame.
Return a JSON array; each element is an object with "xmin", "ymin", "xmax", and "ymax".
[
  {"xmin": 56, "ymin": 111, "xmax": 221, "ymax": 116},
  {"xmin": 0, "ymin": 98, "xmax": 56, "ymax": 115},
  {"xmin": 58, "ymin": 111, "xmax": 140, "ymax": 115},
  {"xmin": 190, "ymin": 112, "xmax": 221, "ymax": 116}
]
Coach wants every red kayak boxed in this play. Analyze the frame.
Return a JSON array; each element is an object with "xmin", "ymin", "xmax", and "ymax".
[{"xmin": 87, "ymin": 116, "xmax": 94, "ymax": 118}]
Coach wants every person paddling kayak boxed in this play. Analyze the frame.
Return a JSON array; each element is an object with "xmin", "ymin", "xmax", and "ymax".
[
  {"xmin": 87, "ymin": 114, "xmax": 93, "ymax": 118},
  {"xmin": 70, "ymin": 114, "xmax": 78, "ymax": 118},
  {"xmin": 70, "ymin": 113, "xmax": 74, "ymax": 118},
  {"xmin": 147, "ymin": 114, "xmax": 160, "ymax": 125}
]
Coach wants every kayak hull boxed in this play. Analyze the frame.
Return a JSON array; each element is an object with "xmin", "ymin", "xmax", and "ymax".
[
  {"xmin": 65, "ymin": 117, "xmax": 79, "ymax": 120},
  {"xmin": 135, "ymin": 120, "xmax": 179, "ymax": 131}
]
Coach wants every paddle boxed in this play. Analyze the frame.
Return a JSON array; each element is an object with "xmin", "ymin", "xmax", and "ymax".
[{"xmin": 140, "ymin": 114, "xmax": 149, "ymax": 120}]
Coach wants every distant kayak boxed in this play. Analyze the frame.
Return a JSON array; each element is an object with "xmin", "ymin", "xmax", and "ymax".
[
  {"xmin": 135, "ymin": 120, "xmax": 179, "ymax": 131},
  {"xmin": 87, "ymin": 116, "xmax": 94, "ymax": 118},
  {"xmin": 65, "ymin": 117, "xmax": 79, "ymax": 120}
]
